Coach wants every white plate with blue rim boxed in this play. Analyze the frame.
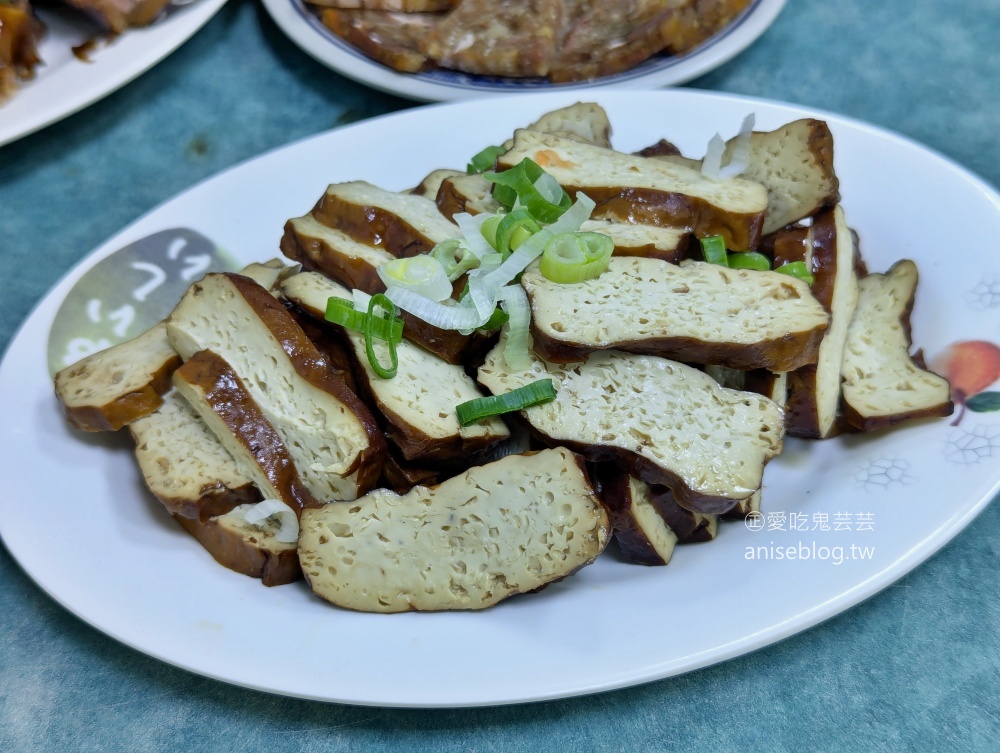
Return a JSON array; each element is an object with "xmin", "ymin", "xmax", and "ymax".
[
  {"xmin": 0, "ymin": 0, "xmax": 228, "ymax": 148},
  {"xmin": 259, "ymin": 0, "xmax": 786, "ymax": 101},
  {"xmin": 1, "ymin": 89, "xmax": 998, "ymax": 707}
]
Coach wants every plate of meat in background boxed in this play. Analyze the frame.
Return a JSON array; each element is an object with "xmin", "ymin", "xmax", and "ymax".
[
  {"xmin": 260, "ymin": 0, "xmax": 786, "ymax": 101},
  {"xmin": 0, "ymin": 0, "xmax": 227, "ymax": 148}
]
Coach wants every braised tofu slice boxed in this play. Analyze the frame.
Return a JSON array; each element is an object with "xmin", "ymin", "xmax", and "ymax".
[
  {"xmin": 172, "ymin": 350, "xmax": 324, "ymax": 514},
  {"xmin": 497, "ymin": 130, "xmax": 769, "ymax": 250},
  {"xmin": 298, "ymin": 447, "xmax": 610, "ymax": 612},
  {"xmin": 522, "ymin": 257, "xmax": 828, "ymax": 372},
  {"xmin": 175, "ymin": 505, "xmax": 301, "ymax": 587},
  {"xmin": 597, "ymin": 468, "xmax": 679, "ymax": 566},
  {"xmin": 477, "ymin": 332, "xmax": 785, "ymax": 514},
  {"xmin": 841, "ymin": 260, "xmax": 953, "ymax": 430},
  {"xmin": 166, "ymin": 273, "xmax": 386, "ymax": 501},
  {"xmin": 579, "ymin": 219, "xmax": 693, "ymax": 264},
  {"xmin": 54, "ymin": 322, "xmax": 181, "ymax": 432},
  {"xmin": 281, "ymin": 271, "xmax": 510, "ymax": 463},
  {"xmin": 130, "ymin": 389, "xmax": 261, "ymax": 522},
  {"xmin": 311, "ymin": 180, "xmax": 460, "ymax": 257},
  {"xmin": 784, "ymin": 206, "xmax": 860, "ymax": 438},
  {"xmin": 281, "ymin": 213, "xmax": 396, "ymax": 293},
  {"xmin": 651, "ymin": 119, "xmax": 840, "ymax": 235}
]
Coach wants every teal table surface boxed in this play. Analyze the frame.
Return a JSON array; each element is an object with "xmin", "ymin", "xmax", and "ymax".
[{"xmin": 2, "ymin": 1, "xmax": 999, "ymax": 750}]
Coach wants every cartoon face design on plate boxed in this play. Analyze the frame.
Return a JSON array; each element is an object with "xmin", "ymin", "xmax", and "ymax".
[{"xmin": 46, "ymin": 228, "xmax": 240, "ymax": 377}]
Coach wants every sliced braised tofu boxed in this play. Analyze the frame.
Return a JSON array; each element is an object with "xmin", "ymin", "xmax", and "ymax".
[
  {"xmin": 175, "ymin": 505, "xmax": 301, "ymax": 587},
  {"xmin": 54, "ymin": 321, "xmax": 181, "ymax": 432},
  {"xmin": 281, "ymin": 271, "xmax": 511, "ymax": 463},
  {"xmin": 524, "ymin": 101, "xmax": 613, "ymax": 148},
  {"xmin": 597, "ymin": 468, "xmax": 678, "ymax": 566},
  {"xmin": 130, "ymin": 390, "xmax": 260, "ymax": 521},
  {"xmin": 54, "ymin": 260, "xmax": 295, "ymax": 433},
  {"xmin": 298, "ymin": 448, "xmax": 610, "ymax": 612},
  {"xmin": 435, "ymin": 173, "xmax": 501, "ymax": 221},
  {"xmin": 477, "ymin": 332, "xmax": 785, "ymax": 514},
  {"xmin": 409, "ymin": 168, "xmax": 465, "ymax": 198},
  {"xmin": 651, "ymin": 119, "xmax": 840, "ymax": 235},
  {"xmin": 704, "ymin": 364, "xmax": 788, "ymax": 406},
  {"xmin": 522, "ymin": 257, "xmax": 829, "ymax": 371},
  {"xmin": 281, "ymin": 213, "xmax": 396, "ymax": 293},
  {"xmin": 645, "ymin": 482, "xmax": 719, "ymax": 542},
  {"xmin": 496, "ymin": 130, "xmax": 769, "ymax": 250},
  {"xmin": 841, "ymin": 260, "xmax": 952, "ymax": 430},
  {"xmin": 166, "ymin": 273, "xmax": 385, "ymax": 501},
  {"xmin": 172, "ymin": 350, "xmax": 324, "ymax": 515},
  {"xmin": 579, "ymin": 218, "xmax": 693, "ymax": 263},
  {"xmin": 722, "ymin": 490, "xmax": 761, "ymax": 520},
  {"xmin": 311, "ymin": 180, "xmax": 460, "ymax": 257},
  {"xmin": 784, "ymin": 206, "xmax": 860, "ymax": 438}
]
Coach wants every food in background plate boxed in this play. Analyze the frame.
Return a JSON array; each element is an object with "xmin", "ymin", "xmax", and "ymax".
[
  {"xmin": 0, "ymin": 0, "xmax": 44, "ymax": 101},
  {"xmin": 0, "ymin": 0, "xmax": 182, "ymax": 105},
  {"xmin": 309, "ymin": 0, "xmax": 753, "ymax": 82}
]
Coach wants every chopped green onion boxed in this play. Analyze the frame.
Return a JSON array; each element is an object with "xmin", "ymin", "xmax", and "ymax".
[
  {"xmin": 480, "ymin": 215, "xmax": 503, "ymax": 250},
  {"xmin": 774, "ymin": 261, "xmax": 815, "ymax": 285},
  {"xmin": 480, "ymin": 308, "xmax": 509, "ymax": 331},
  {"xmin": 456, "ymin": 379, "xmax": 557, "ymax": 426},
  {"xmin": 430, "ymin": 239, "xmax": 480, "ymax": 281},
  {"xmin": 539, "ymin": 231, "xmax": 614, "ymax": 283},
  {"xmin": 700, "ymin": 235, "xmax": 729, "ymax": 266},
  {"xmin": 467, "ymin": 145, "xmax": 506, "ymax": 174},
  {"xmin": 378, "ymin": 255, "xmax": 453, "ymax": 301},
  {"xmin": 325, "ymin": 297, "xmax": 403, "ymax": 343},
  {"xmin": 454, "ymin": 212, "xmax": 496, "ymax": 260},
  {"xmin": 484, "ymin": 158, "xmax": 571, "ymax": 223},
  {"xmin": 496, "ymin": 284, "xmax": 532, "ymax": 369},
  {"xmin": 495, "ymin": 209, "xmax": 541, "ymax": 256},
  {"xmin": 365, "ymin": 294, "xmax": 399, "ymax": 379},
  {"xmin": 727, "ymin": 251, "xmax": 771, "ymax": 271}
]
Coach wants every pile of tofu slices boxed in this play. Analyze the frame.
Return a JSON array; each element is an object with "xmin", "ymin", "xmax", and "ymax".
[{"xmin": 55, "ymin": 103, "xmax": 953, "ymax": 613}]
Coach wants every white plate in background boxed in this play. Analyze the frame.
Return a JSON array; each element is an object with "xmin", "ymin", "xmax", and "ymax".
[
  {"xmin": 260, "ymin": 0, "xmax": 786, "ymax": 101},
  {"xmin": 1, "ymin": 90, "xmax": 999, "ymax": 707},
  {"xmin": 0, "ymin": 0, "xmax": 228, "ymax": 148}
]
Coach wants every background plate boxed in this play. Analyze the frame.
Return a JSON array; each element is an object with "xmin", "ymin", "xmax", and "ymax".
[
  {"xmin": 260, "ymin": 0, "xmax": 786, "ymax": 101},
  {"xmin": 1, "ymin": 89, "xmax": 998, "ymax": 708},
  {"xmin": 0, "ymin": 0, "xmax": 228, "ymax": 148}
]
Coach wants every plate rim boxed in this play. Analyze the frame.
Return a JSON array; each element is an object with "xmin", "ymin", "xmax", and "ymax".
[
  {"xmin": 258, "ymin": 0, "xmax": 788, "ymax": 102},
  {"xmin": 2, "ymin": 88, "xmax": 999, "ymax": 708}
]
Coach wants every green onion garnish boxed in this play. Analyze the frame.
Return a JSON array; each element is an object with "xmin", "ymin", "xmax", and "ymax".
[
  {"xmin": 538, "ymin": 231, "xmax": 614, "ymax": 283},
  {"xmin": 430, "ymin": 238, "xmax": 480, "ymax": 281},
  {"xmin": 365, "ymin": 294, "xmax": 400, "ymax": 379},
  {"xmin": 480, "ymin": 308, "xmax": 510, "ymax": 331},
  {"xmin": 480, "ymin": 215, "xmax": 503, "ymax": 250},
  {"xmin": 495, "ymin": 208, "xmax": 541, "ymax": 257},
  {"xmin": 700, "ymin": 235, "xmax": 729, "ymax": 266},
  {"xmin": 325, "ymin": 297, "xmax": 403, "ymax": 343},
  {"xmin": 484, "ymin": 158, "xmax": 572, "ymax": 222},
  {"xmin": 467, "ymin": 145, "xmax": 506, "ymax": 175},
  {"xmin": 455, "ymin": 379, "xmax": 557, "ymax": 426},
  {"xmin": 727, "ymin": 251, "xmax": 771, "ymax": 271},
  {"xmin": 774, "ymin": 261, "xmax": 815, "ymax": 284}
]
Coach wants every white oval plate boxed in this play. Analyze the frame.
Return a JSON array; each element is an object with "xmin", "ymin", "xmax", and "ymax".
[
  {"xmin": 260, "ymin": 0, "xmax": 786, "ymax": 101},
  {"xmin": 0, "ymin": 0, "xmax": 228, "ymax": 148},
  {"xmin": 2, "ymin": 90, "xmax": 999, "ymax": 708}
]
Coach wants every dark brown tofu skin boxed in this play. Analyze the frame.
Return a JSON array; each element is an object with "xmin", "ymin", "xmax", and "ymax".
[
  {"xmin": 174, "ymin": 514, "xmax": 302, "ymax": 587},
  {"xmin": 173, "ymin": 350, "xmax": 325, "ymax": 516}
]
